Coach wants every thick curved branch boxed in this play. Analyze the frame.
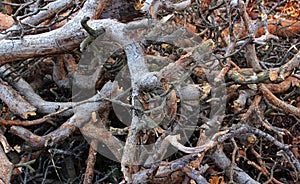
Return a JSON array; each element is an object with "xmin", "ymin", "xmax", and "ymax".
[
  {"xmin": 0, "ymin": 0, "xmax": 76, "ymax": 40},
  {"xmin": 0, "ymin": 0, "xmax": 108, "ymax": 65},
  {"xmin": 165, "ymin": 130, "xmax": 228, "ymax": 154},
  {"xmin": 0, "ymin": 65, "xmax": 112, "ymax": 116},
  {"xmin": 0, "ymin": 78, "xmax": 36, "ymax": 119},
  {"xmin": 9, "ymin": 81, "xmax": 114, "ymax": 148},
  {"xmin": 258, "ymin": 84, "xmax": 300, "ymax": 118},
  {"xmin": 277, "ymin": 50, "xmax": 300, "ymax": 79},
  {"xmin": 238, "ymin": 1, "xmax": 262, "ymax": 71}
]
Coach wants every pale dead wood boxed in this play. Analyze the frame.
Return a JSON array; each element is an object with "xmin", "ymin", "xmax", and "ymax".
[
  {"xmin": 0, "ymin": 0, "xmax": 108, "ymax": 65},
  {"xmin": 0, "ymin": 0, "xmax": 76, "ymax": 40},
  {"xmin": 121, "ymin": 42, "xmax": 150, "ymax": 182},
  {"xmin": 9, "ymin": 81, "xmax": 114, "ymax": 148},
  {"xmin": 0, "ymin": 130, "xmax": 12, "ymax": 154},
  {"xmin": 212, "ymin": 147, "xmax": 260, "ymax": 184},
  {"xmin": 0, "ymin": 78, "xmax": 36, "ymax": 119},
  {"xmin": 165, "ymin": 130, "xmax": 228, "ymax": 154},
  {"xmin": 81, "ymin": 118, "xmax": 123, "ymax": 161},
  {"xmin": 277, "ymin": 50, "xmax": 300, "ymax": 79},
  {"xmin": 133, "ymin": 154, "xmax": 208, "ymax": 183}
]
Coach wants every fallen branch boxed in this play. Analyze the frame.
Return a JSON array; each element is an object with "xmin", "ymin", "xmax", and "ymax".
[
  {"xmin": 121, "ymin": 42, "xmax": 150, "ymax": 182},
  {"xmin": 0, "ymin": 0, "xmax": 76, "ymax": 40},
  {"xmin": 238, "ymin": 1, "xmax": 262, "ymax": 71},
  {"xmin": 0, "ymin": 117, "xmax": 49, "ymax": 126},
  {"xmin": 133, "ymin": 154, "xmax": 205, "ymax": 183},
  {"xmin": 0, "ymin": 146, "xmax": 13, "ymax": 184},
  {"xmin": 264, "ymin": 76, "xmax": 300, "ymax": 94},
  {"xmin": 83, "ymin": 140, "xmax": 97, "ymax": 184},
  {"xmin": 165, "ymin": 130, "xmax": 228, "ymax": 154},
  {"xmin": 212, "ymin": 147, "xmax": 260, "ymax": 184},
  {"xmin": 0, "ymin": 65, "xmax": 111, "ymax": 116},
  {"xmin": 217, "ymin": 125, "xmax": 300, "ymax": 173},
  {"xmin": 9, "ymin": 81, "xmax": 114, "ymax": 148},
  {"xmin": 0, "ymin": 78, "xmax": 36, "ymax": 119},
  {"xmin": 0, "ymin": 0, "xmax": 108, "ymax": 65},
  {"xmin": 277, "ymin": 50, "xmax": 300, "ymax": 79},
  {"xmin": 258, "ymin": 83, "xmax": 300, "ymax": 118},
  {"xmin": 80, "ymin": 118, "xmax": 123, "ymax": 161}
]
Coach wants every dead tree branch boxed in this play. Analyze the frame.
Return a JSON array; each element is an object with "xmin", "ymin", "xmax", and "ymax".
[{"xmin": 0, "ymin": 78, "xmax": 36, "ymax": 119}]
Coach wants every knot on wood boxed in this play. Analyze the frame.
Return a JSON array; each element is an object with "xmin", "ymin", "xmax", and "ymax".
[{"xmin": 136, "ymin": 72, "xmax": 162, "ymax": 92}]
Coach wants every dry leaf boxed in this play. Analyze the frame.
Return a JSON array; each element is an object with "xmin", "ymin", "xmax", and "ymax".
[
  {"xmin": 209, "ymin": 175, "xmax": 225, "ymax": 184},
  {"xmin": 0, "ymin": 12, "xmax": 14, "ymax": 31},
  {"xmin": 186, "ymin": 22, "xmax": 197, "ymax": 34},
  {"xmin": 257, "ymin": 18, "xmax": 300, "ymax": 38},
  {"xmin": 269, "ymin": 70, "xmax": 278, "ymax": 81},
  {"xmin": 134, "ymin": 0, "xmax": 144, "ymax": 10},
  {"xmin": 239, "ymin": 149, "xmax": 246, "ymax": 156},
  {"xmin": 200, "ymin": 83, "xmax": 211, "ymax": 100},
  {"xmin": 3, "ymin": 0, "xmax": 13, "ymax": 14}
]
